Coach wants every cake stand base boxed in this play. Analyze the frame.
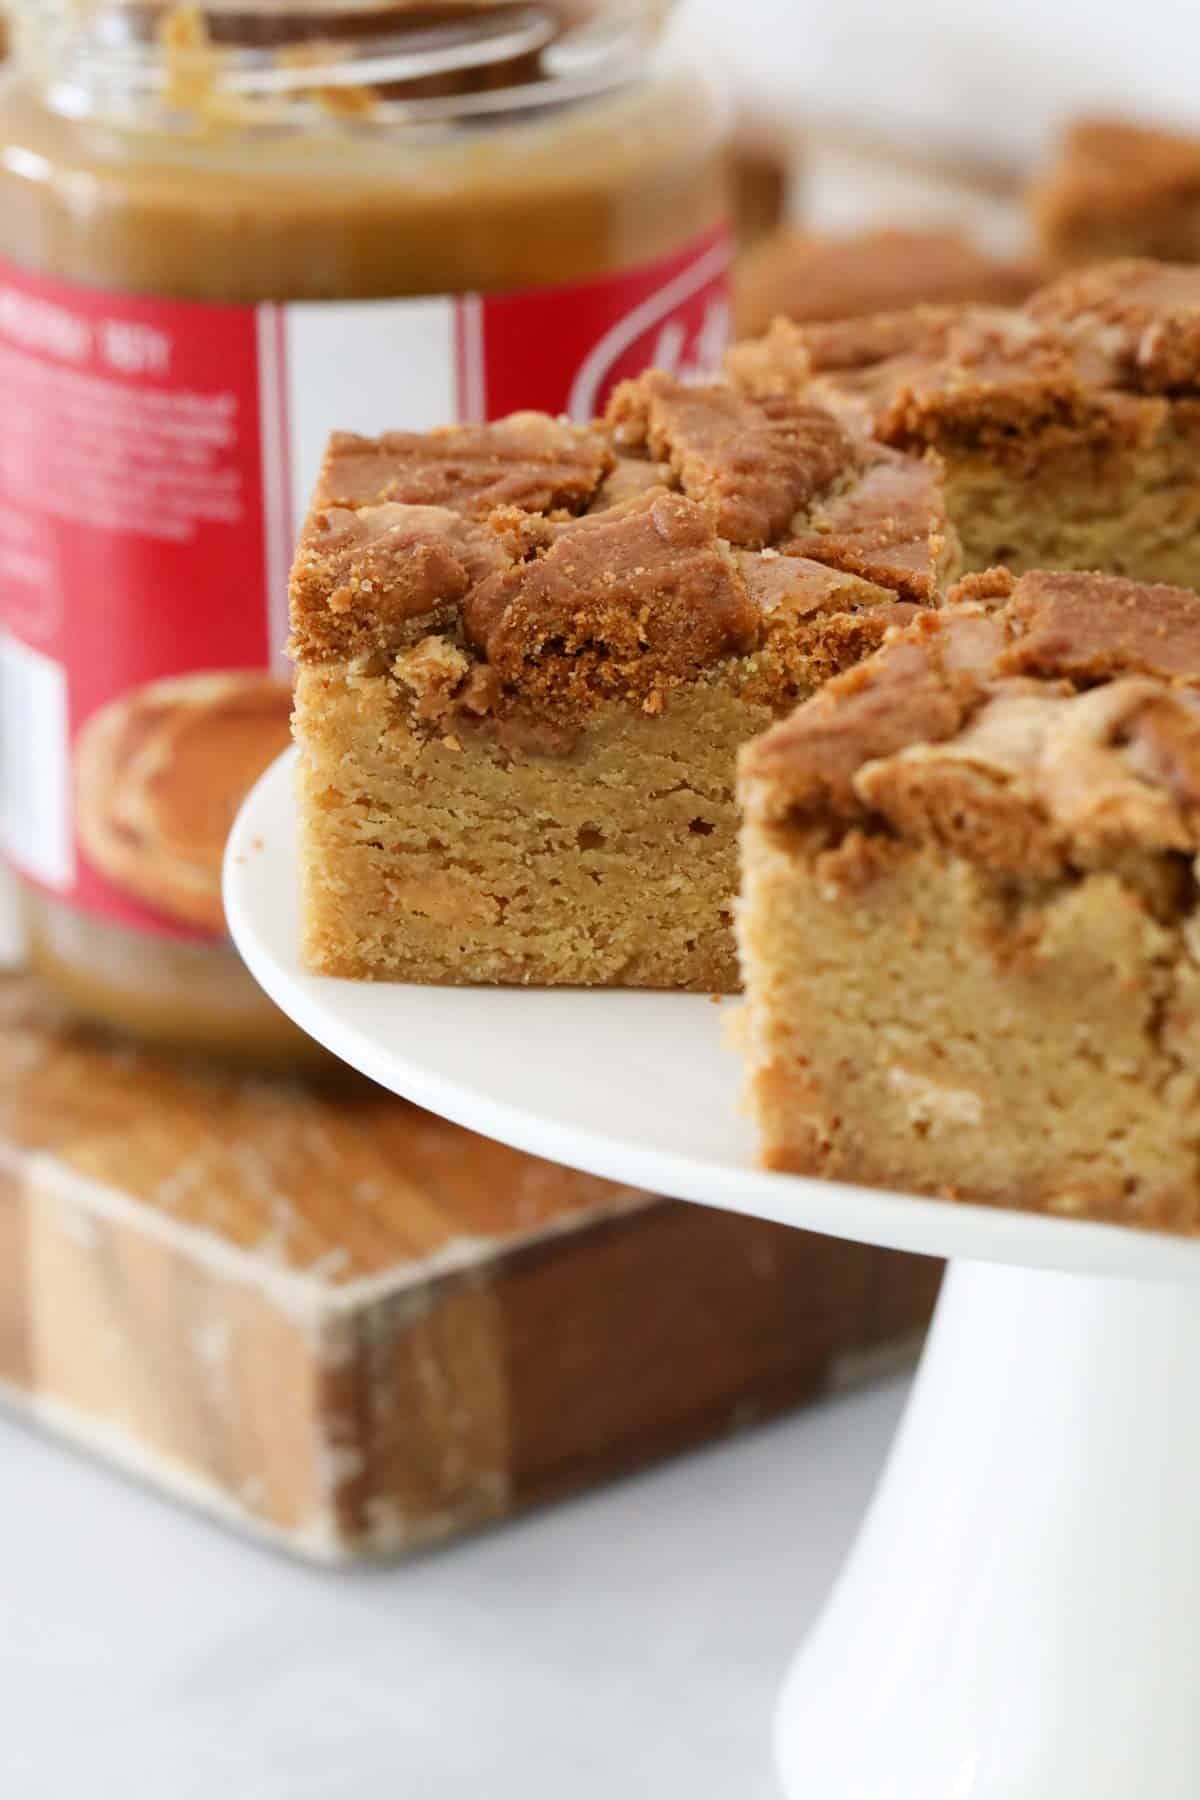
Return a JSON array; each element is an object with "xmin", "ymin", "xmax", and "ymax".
[{"xmin": 776, "ymin": 1257, "xmax": 1200, "ymax": 1799}]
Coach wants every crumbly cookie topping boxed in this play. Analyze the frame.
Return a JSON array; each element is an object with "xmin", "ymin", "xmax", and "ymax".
[
  {"xmin": 725, "ymin": 259, "xmax": 1200, "ymax": 465},
  {"xmin": 290, "ymin": 371, "xmax": 958, "ymax": 720},
  {"xmin": 741, "ymin": 567, "xmax": 1200, "ymax": 870}
]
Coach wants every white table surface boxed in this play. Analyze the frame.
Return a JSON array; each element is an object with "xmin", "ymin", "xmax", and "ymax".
[{"xmin": 0, "ymin": 1374, "xmax": 907, "ymax": 1800}]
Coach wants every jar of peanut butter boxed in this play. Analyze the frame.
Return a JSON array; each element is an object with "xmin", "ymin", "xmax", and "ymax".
[{"xmin": 0, "ymin": 1, "xmax": 730, "ymax": 1060}]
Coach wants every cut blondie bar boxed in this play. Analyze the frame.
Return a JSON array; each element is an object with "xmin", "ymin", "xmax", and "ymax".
[
  {"xmin": 734, "ymin": 227, "xmax": 1040, "ymax": 341},
  {"xmin": 728, "ymin": 258, "xmax": 1200, "ymax": 589},
  {"xmin": 737, "ymin": 567, "xmax": 1200, "ymax": 1231},
  {"xmin": 1031, "ymin": 117, "xmax": 1200, "ymax": 269},
  {"xmin": 291, "ymin": 379, "xmax": 956, "ymax": 988}
]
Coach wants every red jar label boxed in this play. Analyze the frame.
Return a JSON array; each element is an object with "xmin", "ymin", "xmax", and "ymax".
[{"xmin": 0, "ymin": 226, "xmax": 731, "ymax": 940}]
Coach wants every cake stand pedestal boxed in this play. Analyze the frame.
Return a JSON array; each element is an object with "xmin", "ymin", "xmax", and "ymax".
[{"xmin": 226, "ymin": 749, "xmax": 1200, "ymax": 1800}]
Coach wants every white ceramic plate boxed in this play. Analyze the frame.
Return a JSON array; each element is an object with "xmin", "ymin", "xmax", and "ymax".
[{"xmin": 224, "ymin": 749, "xmax": 1200, "ymax": 1284}]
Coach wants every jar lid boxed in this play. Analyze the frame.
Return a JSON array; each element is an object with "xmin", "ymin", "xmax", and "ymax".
[{"xmin": 23, "ymin": 1, "xmax": 675, "ymax": 129}]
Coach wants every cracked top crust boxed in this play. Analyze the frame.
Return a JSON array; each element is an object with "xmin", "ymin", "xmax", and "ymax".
[
  {"xmin": 1027, "ymin": 260, "xmax": 1200, "ymax": 391},
  {"xmin": 314, "ymin": 416, "xmax": 613, "ymax": 516},
  {"xmin": 605, "ymin": 369, "xmax": 856, "ymax": 546},
  {"xmin": 463, "ymin": 491, "xmax": 761, "ymax": 708},
  {"xmin": 290, "ymin": 504, "xmax": 509, "ymax": 662},
  {"xmin": 740, "ymin": 568, "xmax": 1200, "ymax": 870},
  {"xmin": 725, "ymin": 259, "xmax": 1200, "ymax": 463},
  {"xmin": 290, "ymin": 371, "xmax": 958, "ymax": 719},
  {"xmin": 981, "ymin": 567, "xmax": 1200, "ymax": 685}
]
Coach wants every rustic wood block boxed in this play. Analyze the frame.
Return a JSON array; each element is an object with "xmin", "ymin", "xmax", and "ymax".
[{"xmin": 0, "ymin": 977, "xmax": 940, "ymax": 1560}]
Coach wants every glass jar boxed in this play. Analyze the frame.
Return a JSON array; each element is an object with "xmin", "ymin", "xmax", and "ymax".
[{"xmin": 0, "ymin": 1, "xmax": 730, "ymax": 1061}]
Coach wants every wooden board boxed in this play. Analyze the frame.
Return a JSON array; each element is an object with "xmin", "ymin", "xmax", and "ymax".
[{"xmin": 0, "ymin": 976, "xmax": 940, "ymax": 1560}]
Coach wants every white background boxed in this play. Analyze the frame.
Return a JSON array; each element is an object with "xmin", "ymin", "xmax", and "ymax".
[
  {"xmin": 683, "ymin": 0, "xmax": 1200, "ymax": 165},
  {"xmin": 0, "ymin": 1376, "xmax": 908, "ymax": 1799}
]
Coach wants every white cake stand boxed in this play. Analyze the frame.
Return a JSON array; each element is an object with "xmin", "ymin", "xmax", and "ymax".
[{"xmin": 226, "ymin": 748, "xmax": 1200, "ymax": 1800}]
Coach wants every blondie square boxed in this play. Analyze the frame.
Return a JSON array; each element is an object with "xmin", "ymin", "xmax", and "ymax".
[
  {"xmin": 728, "ymin": 258, "xmax": 1200, "ymax": 589},
  {"xmin": 1031, "ymin": 117, "xmax": 1200, "ymax": 268},
  {"xmin": 734, "ymin": 226, "xmax": 1040, "ymax": 341},
  {"xmin": 291, "ymin": 378, "xmax": 956, "ymax": 989},
  {"xmin": 737, "ymin": 567, "xmax": 1200, "ymax": 1232}
]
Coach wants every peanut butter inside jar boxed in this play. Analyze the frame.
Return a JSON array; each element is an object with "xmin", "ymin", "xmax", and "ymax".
[{"xmin": 0, "ymin": 1, "xmax": 730, "ymax": 1061}]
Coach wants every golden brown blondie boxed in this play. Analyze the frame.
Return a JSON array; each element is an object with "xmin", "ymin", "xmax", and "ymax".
[
  {"xmin": 734, "ymin": 227, "xmax": 1041, "ymax": 341},
  {"xmin": 728, "ymin": 258, "xmax": 1200, "ymax": 588},
  {"xmin": 1031, "ymin": 117, "xmax": 1200, "ymax": 268},
  {"xmin": 737, "ymin": 567, "xmax": 1200, "ymax": 1232},
  {"xmin": 290, "ymin": 377, "xmax": 957, "ymax": 988}
]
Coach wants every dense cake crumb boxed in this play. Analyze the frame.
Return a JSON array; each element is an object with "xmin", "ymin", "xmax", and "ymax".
[
  {"xmin": 289, "ymin": 369, "xmax": 957, "ymax": 991},
  {"xmin": 737, "ymin": 566, "xmax": 1200, "ymax": 1228}
]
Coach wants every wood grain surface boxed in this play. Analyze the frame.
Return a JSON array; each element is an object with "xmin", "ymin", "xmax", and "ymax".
[{"xmin": 0, "ymin": 977, "xmax": 940, "ymax": 1560}]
